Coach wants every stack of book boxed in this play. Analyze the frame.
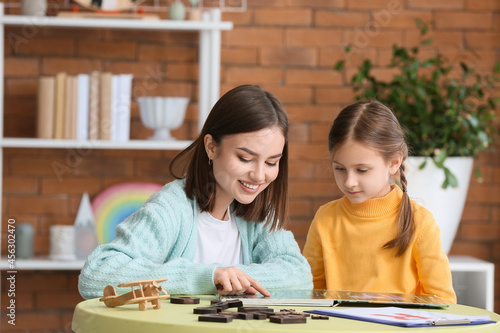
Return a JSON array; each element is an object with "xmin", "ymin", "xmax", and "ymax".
[{"xmin": 37, "ymin": 71, "xmax": 133, "ymax": 142}]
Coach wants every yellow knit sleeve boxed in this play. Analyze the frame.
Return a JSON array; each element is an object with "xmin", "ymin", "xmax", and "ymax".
[{"xmin": 303, "ymin": 217, "xmax": 326, "ymax": 290}]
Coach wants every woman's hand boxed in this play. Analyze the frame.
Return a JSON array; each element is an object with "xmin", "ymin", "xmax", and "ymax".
[{"xmin": 214, "ymin": 266, "xmax": 270, "ymax": 296}]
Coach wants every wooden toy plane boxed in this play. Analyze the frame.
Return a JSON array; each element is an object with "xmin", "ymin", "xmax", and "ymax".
[{"xmin": 99, "ymin": 278, "xmax": 170, "ymax": 311}]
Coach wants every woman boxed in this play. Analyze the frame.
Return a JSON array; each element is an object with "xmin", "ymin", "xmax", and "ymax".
[{"xmin": 78, "ymin": 85, "xmax": 313, "ymax": 299}]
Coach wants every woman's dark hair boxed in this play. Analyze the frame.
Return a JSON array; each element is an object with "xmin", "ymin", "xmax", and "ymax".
[
  {"xmin": 328, "ymin": 100, "xmax": 413, "ymax": 256},
  {"xmin": 169, "ymin": 85, "xmax": 289, "ymax": 230}
]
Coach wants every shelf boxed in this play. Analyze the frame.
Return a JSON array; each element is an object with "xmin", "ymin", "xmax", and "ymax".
[
  {"xmin": 0, "ymin": 138, "xmax": 191, "ymax": 150},
  {"xmin": 448, "ymin": 255, "xmax": 494, "ymax": 312},
  {"xmin": 0, "ymin": 14, "xmax": 233, "ymax": 31},
  {"xmin": 0, "ymin": 257, "xmax": 85, "ymax": 270}
]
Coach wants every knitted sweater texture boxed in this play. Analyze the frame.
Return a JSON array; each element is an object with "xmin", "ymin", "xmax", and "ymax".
[
  {"xmin": 303, "ymin": 185, "xmax": 456, "ymax": 303},
  {"xmin": 78, "ymin": 179, "xmax": 313, "ymax": 299}
]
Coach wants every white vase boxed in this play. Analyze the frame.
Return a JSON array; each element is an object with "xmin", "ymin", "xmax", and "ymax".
[
  {"xmin": 21, "ymin": 0, "xmax": 47, "ymax": 16},
  {"xmin": 405, "ymin": 156, "xmax": 473, "ymax": 254}
]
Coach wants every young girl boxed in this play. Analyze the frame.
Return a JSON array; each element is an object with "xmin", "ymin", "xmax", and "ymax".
[
  {"xmin": 79, "ymin": 85, "xmax": 312, "ymax": 299},
  {"xmin": 303, "ymin": 100, "xmax": 456, "ymax": 303}
]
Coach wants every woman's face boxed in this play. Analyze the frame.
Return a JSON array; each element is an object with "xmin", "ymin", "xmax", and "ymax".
[{"xmin": 205, "ymin": 126, "xmax": 285, "ymax": 215}]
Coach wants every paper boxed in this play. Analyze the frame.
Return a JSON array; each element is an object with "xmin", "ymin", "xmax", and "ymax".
[{"xmin": 305, "ymin": 307, "xmax": 496, "ymax": 327}]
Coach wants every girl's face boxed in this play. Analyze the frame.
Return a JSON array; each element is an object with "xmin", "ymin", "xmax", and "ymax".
[
  {"xmin": 332, "ymin": 139, "xmax": 401, "ymax": 204},
  {"xmin": 205, "ymin": 126, "xmax": 285, "ymax": 217}
]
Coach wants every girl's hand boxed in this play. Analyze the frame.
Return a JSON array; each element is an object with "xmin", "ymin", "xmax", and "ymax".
[{"xmin": 214, "ymin": 266, "xmax": 270, "ymax": 296}]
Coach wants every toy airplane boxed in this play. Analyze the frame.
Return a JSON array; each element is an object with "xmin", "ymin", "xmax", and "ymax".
[{"xmin": 99, "ymin": 278, "xmax": 170, "ymax": 311}]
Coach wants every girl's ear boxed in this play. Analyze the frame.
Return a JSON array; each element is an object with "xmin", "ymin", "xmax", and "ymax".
[
  {"xmin": 204, "ymin": 134, "xmax": 215, "ymax": 160},
  {"xmin": 389, "ymin": 152, "xmax": 403, "ymax": 175}
]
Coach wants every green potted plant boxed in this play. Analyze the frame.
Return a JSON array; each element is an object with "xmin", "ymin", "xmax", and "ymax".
[{"xmin": 334, "ymin": 19, "xmax": 499, "ymax": 253}]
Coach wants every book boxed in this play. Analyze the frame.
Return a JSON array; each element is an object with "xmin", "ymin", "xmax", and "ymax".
[
  {"xmin": 304, "ymin": 307, "xmax": 496, "ymax": 327},
  {"xmin": 36, "ymin": 76, "xmax": 55, "ymax": 139},
  {"xmin": 64, "ymin": 75, "xmax": 77, "ymax": 140},
  {"xmin": 76, "ymin": 74, "xmax": 90, "ymax": 141},
  {"xmin": 219, "ymin": 290, "xmax": 450, "ymax": 308},
  {"xmin": 53, "ymin": 72, "xmax": 67, "ymax": 139},
  {"xmin": 89, "ymin": 71, "xmax": 100, "ymax": 140},
  {"xmin": 100, "ymin": 72, "xmax": 113, "ymax": 140}
]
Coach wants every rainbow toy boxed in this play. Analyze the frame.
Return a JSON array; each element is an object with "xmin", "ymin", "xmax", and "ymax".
[{"xmin": 91, "ymin": 182, "xmax": 162, "ymax": 244}]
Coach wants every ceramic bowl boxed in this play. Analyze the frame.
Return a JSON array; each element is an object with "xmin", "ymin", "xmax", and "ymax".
[{"xmin": 137, "ymin": 96, "xmax": 189, "ymax": 140}]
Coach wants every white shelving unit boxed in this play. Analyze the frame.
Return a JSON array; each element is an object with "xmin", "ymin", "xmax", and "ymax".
[
  {"xmin": 0, "ymin": 4, "xmax": 232, "ymax": 262},
  {"xmin": 449, "ymin": 255, "xmax": 495, "ymax": 312}
]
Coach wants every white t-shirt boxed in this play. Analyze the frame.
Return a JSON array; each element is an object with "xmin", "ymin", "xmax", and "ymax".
[{"xmin": 194, "ymin": 210, "xmax": 243, "ymax": 265}]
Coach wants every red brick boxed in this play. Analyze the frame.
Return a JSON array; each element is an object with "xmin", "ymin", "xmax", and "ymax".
[
  {"xmin": 373, "ymin": 11, "xmax": 432, "ymax": 29},
  {"xmin": 164, "ymin": 63, "xmax": 198, "ymax": 81},
  {"xmin": 347, "ymin": 0, "xmax": 405, "ymax": 10},
  {"xmin": 315, "ymin": 87, "xmax": 356, "ymax": 105},
  {"xmin": 286, "ymin": 28, "xmax": 342, "ymax": 47},
  {"xmin": 289, "ymin": 160, "xmax": 315, "ymax": 180},
  {"xmin": 289, "ymin": 199, "xmax": 313, "ymax": 218},
  {"xmin": 461, "ymin": 204, "xmax": 491, "ymax": 222},
  {"xmin": 467, "ymin": 185, "xmax": 500, "ymax": 204},
  {"xmin": 255, "ymin": 9, "xmax": 312, "ymax": 26},
  {"xmin": 459, "ymin": 224, "xmax": 500, "ymax": 241},
  {"xmin": 10, "ymin": 38, "xmax": 75, "ymax": 56},
  {"xmin": 260, "ymin": 47, "xmax": 316, "ymax": 66},
  {"xmin": 8, "ymin": 196, "xmax": 68, "ymax": 215},
  {"xmin": 41, "ymin": 177, "xmax": 101, "ymax": 195},
  {"xmin": 287, "ymin": 104, "xmax": 341, "ymax": 122},
  {"xmin": 290, "ymin": 179, "xmax": 338, "ymax": 197},
  {"xmin": 465, "ymin": 0, "xmax": 500, "ymax": 10},
  {"xmin": 35, "ymin": 291, "xmax": 84, "ymax": 310},
  {"xmin": 315, "ymin": 11, "xmax": 369, "ymax": 28},
  {"xmin": 5, "ymin": 78, "xmax": 37, "ymax": 96},
  {"xmin": 225, "ymin": 28, "xmax": 283, "ymax": 47},
  {"xmin": 0, "ymin": 312, "xmax": 61, "ymax": 330},
  {"xmin": 408, "ymin": 0, "xmax": 464, "ymax": 9},
  {"xmin": 343, "ymin": 30, "xmax": 403, "ymax": 48},
  {"xmin": 139, "ymin": 44, "xmax": 197, "ymax": 62},
  {"xmin": 76, "ymin": 40, "xmax": 137, "ymax": 60},
  {"xmin": 4, "ymin": 58, "xmax": 39, "ymax": 77},
  {"xmin": 287, "ymin": 218, "xmax": 313, "ymax": 237},
  {"xmin": 448, "ymin": 240, "xmax": 491, "ymax": 258},
  {"xmin": 42, "ymin": 57, "xmax": 102, "ymax": 75},
  {"xmin": 466, "ymin": 32, "xmax": 500, "ymax": 48},
  {"xmin": 222, "ymin": 11, "xmax": 253, "ymax": 26},
  {"xmin": 260, "ymin": 85, "xmax": 313, "ymax": 104},
  {"xmin": 435, "ymin": 12, "xmax": 493, "ymax": 29},
  {"xmin": 225, "ymin": 66, "xmax": 283, "ymax": 85},
  {"xmin": 222, "ymin": 47, "xmax": 258, "ymax": 65},
  {"xmin": 289, "ymin": 123, "xmax": 310, "ymax": 143},
  {"xmin": 289, "ymin": 143, "xmax": 329, "ymax": 161},
  {"xmin": 310, "ymin": 123, "xmax": 332, "ymax": 143},
  {"xmin": 286, "ymin": 68, "xmax": 343, "ymax": 86},
  {"xmin": 3, "ymin": 176, "xmax": 39, "ymax": 195},
  {"xmin": 405, "ymin": 31, "xmax": 464, "ymax": 49},
  {"xmin": 288, "ymin": 0, "xmax": 345, "ymax": 9}
]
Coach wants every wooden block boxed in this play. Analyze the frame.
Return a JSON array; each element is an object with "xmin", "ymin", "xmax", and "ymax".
[
  {"xmin": 269, "ymin": 315, "xmax": 307, "ymax": 324},
  {"xmin": 238, "ymin": 306, "xmax": 274, "ymax": 313},
  {"xmin": 311, "ymin": 315, "xmax": 330, "ymax": 320},
  {"xmin": 234, "ymin": 312, "xmax": 254, "ymax": 320},
  {"xmin": 252, "ymin": 313, "xmax": 268, "ymax": 320},
  {"xmin": 198, "ymin": 314, "xmax": 233, "ymax": 323},
  {"xmin": 170, "ymin": 297, "xmax": 200, "ymax": 304},
  {"xmin": 210, "ymin": 302, "xmax": 229, "ymax": 310},
  {"xmin": 226, "ymin": 299, "xmax": 243, "ymax": 308},
  {"xmin": 193, "ymin": 307, "xmax": 218, "ymax": 314}
]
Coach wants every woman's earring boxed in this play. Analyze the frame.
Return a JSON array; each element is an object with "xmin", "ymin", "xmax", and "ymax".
[{"xmin": 208, "ymin": 158, "xmax": 212, "ymax": 165}]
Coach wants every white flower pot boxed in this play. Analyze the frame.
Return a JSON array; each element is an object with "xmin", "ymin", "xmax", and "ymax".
[{"xmin": 405, "ymin": 156, "xmax": 473, "ymax": 254}]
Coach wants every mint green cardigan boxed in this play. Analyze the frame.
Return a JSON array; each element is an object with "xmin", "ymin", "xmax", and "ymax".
[{"xmin": 78, "ymin": 179, "xmax": 312, "ymax": 299}]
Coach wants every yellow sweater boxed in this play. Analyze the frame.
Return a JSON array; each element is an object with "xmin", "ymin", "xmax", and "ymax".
[{"xmin": 303, "ymin": 185, "xmax": 457, "ymax": 303}]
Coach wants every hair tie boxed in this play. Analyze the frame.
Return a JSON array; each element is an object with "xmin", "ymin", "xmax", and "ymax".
[{"xmin": 402, "ymin": 189, "xmax": 407, "ymax": 193}]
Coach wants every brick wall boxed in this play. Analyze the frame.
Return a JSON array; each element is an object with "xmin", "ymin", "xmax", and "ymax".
[{"xmin": 1, "ymin": 0, "xmax": 499, "ymax": 331}]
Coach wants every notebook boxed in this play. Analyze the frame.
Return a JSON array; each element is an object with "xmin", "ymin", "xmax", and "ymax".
[
  {"xmin": 218, "ymin": 290, "xmax": 449, "ymax": 308},
  {"xmin": 304, "ymin": 307, "xmax": 496, "ymax": 327}
]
